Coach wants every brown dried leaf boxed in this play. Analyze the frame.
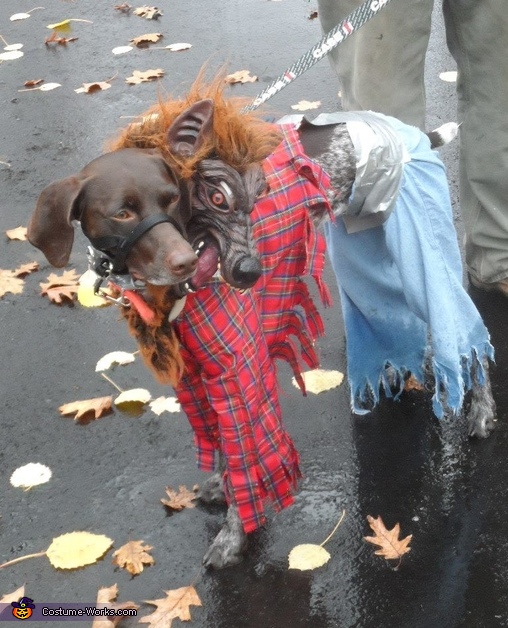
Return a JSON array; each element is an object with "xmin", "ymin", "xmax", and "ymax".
[
  {"xmin": 59, "ymin": 396, "xmax": 114, "ymax": 424},
  {"xmin": 14, "ymin": 262, "xmax": 39, "ymax": 278},
  {"xmin": 161, "ymin": 485, "xmax": 197, "ymax": 511},
  {"xmin": 24, "ymin": 79, "xmax": 44, "ymax": 88},
  {"xmin": 112, "ymin": 540, "xmax": 155, "ymax": 575},
  {"xmin": 130, "ymin": 32, "xmax": 162, "ymax": 47},
  {"xmin": 139, "ymin": 586, "xmax": 202, "ymax": 627},
  {"xmin": 75, "ymin": 81, "xmax": 112, "ymax": 94},
  {"xmin": 364, "ymin": 515, "xmax": 412, "ymax": 561},
  {"xmin": 225, "ymin": 70, "xmax": 258, "ymax": 84},
  {"xmin": 125, "ymin": 68, "xmax": 164, "ymax": 85},
  {"xmin": 6, "ymin": 226, "xmax": 28, "ymax": 240},
  {"xmin": 114, "ymin": 3, "xmax": 132, "ymax": 12},
  {"xmin": 93, "ymin": 584, "xmax": 139, "ymax": 628},
  {"xmin": 308, "ymin": 10, "xmax": 319, "ymax": 19},
  {"xmin": 291, "ymin": 99, "xmax": 321, "ymax": 111},
  {"xmin": 40, "ymin": 269, "xmax": 79, "ymax": 304},
  {"xmin": 0, "ymin": 269, "xmax": 24, "ymax": 298},
  {"xmin": 133, "ymin": 5, "xmax": 162, "ymax": 19}
]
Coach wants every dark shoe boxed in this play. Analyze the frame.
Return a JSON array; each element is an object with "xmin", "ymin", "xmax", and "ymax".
[{"xmin": 469, "ymin": 274, "xmax": 508, "ymax": 297}]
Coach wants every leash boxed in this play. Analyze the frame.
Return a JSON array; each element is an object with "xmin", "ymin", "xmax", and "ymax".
[{"xmin": 242, "ymin": 0, "xmax": 394, "ymax": 112}]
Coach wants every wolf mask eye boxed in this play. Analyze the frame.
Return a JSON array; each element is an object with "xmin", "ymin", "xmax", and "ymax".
[{"xmin": 200, "ymin": 181, "xmax": 234, "ymax": 213}]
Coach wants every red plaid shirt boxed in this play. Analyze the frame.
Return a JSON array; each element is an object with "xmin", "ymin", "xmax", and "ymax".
[{"xmin": 173, "ymin": 127, "xmax": 332, "ymax": 533}]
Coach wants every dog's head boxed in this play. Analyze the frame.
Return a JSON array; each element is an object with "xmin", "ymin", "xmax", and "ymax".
[{"xmin": 27, "ymin": 102, "xmax": 218, "ymax": 287}]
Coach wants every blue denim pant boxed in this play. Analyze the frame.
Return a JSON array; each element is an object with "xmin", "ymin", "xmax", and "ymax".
[{"xmin": 324, "ymin": 118, "xmax": 493, "ymax": 417}]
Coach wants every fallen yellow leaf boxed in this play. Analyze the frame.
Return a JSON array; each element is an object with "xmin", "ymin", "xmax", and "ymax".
[
  {"xmin": 288, "ymin": 544, "xmax": 331, "ymax": 571},
  {"xmin": 46, "ymin": 531, "xmax": 113, "ymax": 569}
]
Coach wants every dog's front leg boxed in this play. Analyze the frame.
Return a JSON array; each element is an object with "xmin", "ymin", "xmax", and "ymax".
[
  {"xmin": 196, "ymin": 452, "xmax": 227, "ymax": 505},
  {"xmin": 202, "ymin": 499, "xmax": 248, "ymax": 569},
  {"xmin": 467, "ymin": 356, "xmax": 496, "ymax": 438}
]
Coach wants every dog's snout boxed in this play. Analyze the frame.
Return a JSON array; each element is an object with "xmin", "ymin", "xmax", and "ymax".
[
  {"xmin": 231, "ymin": 256, "xmax": 262, "ymax": 286},
  {"xmin": 168, "ymin": 249, "xmax": 198, "ymax": 277}
]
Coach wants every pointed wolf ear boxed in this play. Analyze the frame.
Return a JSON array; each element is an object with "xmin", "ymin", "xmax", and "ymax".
[
  {"xmin": 166, "ymin": 99, "xmax": 214, "ymax": 157},
  {"xmin": 27, "ymin": 176, "xmax": 85, "ymax": 267}
]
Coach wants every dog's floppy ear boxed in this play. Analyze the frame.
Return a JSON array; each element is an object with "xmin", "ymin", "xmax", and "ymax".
[
  {"xmin": 166, "ymin": 99, "xmax": 214, "ymax": 157},
  {"xmin": 27, "ymin": 176, "xmax": 85, "ymax": 267}
]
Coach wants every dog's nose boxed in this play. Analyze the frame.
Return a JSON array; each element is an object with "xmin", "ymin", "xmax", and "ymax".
[
  {"xmin": 168, "ymin": 250, "xmax": 198, "ymax": 277},
  {"xmin": 231, "ymin": 256, "xmax": 262, "ymax": 286}
]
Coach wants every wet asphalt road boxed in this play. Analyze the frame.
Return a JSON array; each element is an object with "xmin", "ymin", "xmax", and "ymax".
[{"xmin": 1, "ymin": 1, "xmax": 508, "ymax": 627}]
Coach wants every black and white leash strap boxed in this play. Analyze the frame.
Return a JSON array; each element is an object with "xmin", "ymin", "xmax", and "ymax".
[{"xmin": 242, "ymin": 0, "xmax": 394, "ymax": 113}]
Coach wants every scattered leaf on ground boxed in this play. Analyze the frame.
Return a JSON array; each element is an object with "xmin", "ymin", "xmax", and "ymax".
[
  {"xmin": 93, "ymin": 584, "xmax": 139, "ymax": 628},
  {"xmin": 45, "ymin": 33, "xmax": 79, "ymax": 45},
  {"xmin": 112, "ymin": 45, "xmax": 133, "ymax": 55},
  {"xmin": 46, "ymin": 531, "xmax": 113, "ymax": 569},
  {"xmin": 0, "ymin": 586, "xmax": 25, "ymax": 604},
  {"xmin": 292, "ymin": 369, "xmax": 344, "ymax": 394},
  {"xmin": 0, "ymin": 269, "xmax": 24, "ymax": 298},
  {"xmin": 133, "ymin": 6, "xmax": 163, "ymax": 19},
  {"xmin": 114, "ymin": 3, "xmax": 132, "ymax": 12},
  {"xmin": 6, "ymin": 226, "xmax": 27, "ymax": 241},
  {"xmin": 4, "ymin": 44, "xmax": 24, "ymax": 51},
  {"xmin": 75, "ymin": 81, "xmax": 112, "ymax": 94},
  {"xmin": 225, "ymin": 70, "xmax": 258, "ymax": 84},
  {"xmin": 126, "ymin": 68, "xmax": 164, "ymax": 84},
  {"xmin": 20, "ymin": 82, "xmax": 62, "ymax": 92},
  {"xmin": 10, "ymin": 7, "xmax": 44, "ymax": 21},
  {"xmin": 288, "ymin": 544, "xmax": 331, "ymax": 570},
  {"xmin": 291, "ymin": 100, "xmax": 321, "ymax": 111},
  {"xmin": 0, "ymin": 50, "xmax": 24, "ymax": 61},
  {"xmin": 40, "ymin": 269, "xmax": 79, "ymax": 304},
  {"xmin": 10, "ymin": 463, "xmax": 52, "ymax": 490},
  {"xmin": 112, "ymin": 540, "xmax": 155, "ymax": 575},
  {"xmin": 46, "ymin": 18, "xmax": 93, "ymax": 33},
  {"xmin": 130, "ymin": 33, "xmax": 162, "ymax": 47},
  {"xmin": 114, "ymin": 388, "xmax": 151, "ymax": 412},
  {"xmin": 139, "ymin": 586, "xmax": 202, "ymax": 627},
  {"xmin": 364, "ymin": 515, "xmax": 412, "ymax": 562},
  {"xmin": 24, "ymin": 79, "xmax": 44, "ymax": 88},
  {"xmin": 161, "ymin": 486, "xmax": 197, "ymax": 511},
  {"xmin": 162, "ymin": 43, "xmax": 191, "ymax": 52},
  {"xmin": 96, "ymin": 351, "xmax": 136, "ymax": 372},
  {"xmin": 14, "ymin": 262, "xmax": 39, "ymax": 277},
  {"xmin": 439, "ymin": 70, "xmax": 457, "ymax": 82},
  {"xmin": 59, "ymin": 396, "xmax": 114, "ymax": 423},
  {"xmin": 308, "ymin": 10, "xmax": 319, "ymax": 19},
  {"xmin": 149, "ymin": 396, "xmax": 181, "ymax": 415}
]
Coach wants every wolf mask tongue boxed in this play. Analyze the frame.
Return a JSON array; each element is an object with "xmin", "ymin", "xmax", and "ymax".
[{"xmin": 191, "ymin": 241, "xmax": 220, "ymax": 288}]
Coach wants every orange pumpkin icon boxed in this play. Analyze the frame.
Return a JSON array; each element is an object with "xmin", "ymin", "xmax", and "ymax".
[{"xmin": 11, "ymin": 597, "xmax": 35, "ymax": 620}]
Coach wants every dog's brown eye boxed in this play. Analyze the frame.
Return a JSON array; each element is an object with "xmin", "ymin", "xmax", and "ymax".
[{"xmin": 114, "ymin": 210, "xmax": 132, "ymax": 220}]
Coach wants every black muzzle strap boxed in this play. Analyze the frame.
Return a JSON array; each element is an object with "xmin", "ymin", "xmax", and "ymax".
[{"xmin": 88, "ymin": 213, "xmax": 183, "ymax": 275}]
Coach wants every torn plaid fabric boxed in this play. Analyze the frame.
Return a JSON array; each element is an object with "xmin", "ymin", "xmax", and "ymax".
[{"xmin": 173, "ymin": 126, "xmax": 332, "ymax": 533}]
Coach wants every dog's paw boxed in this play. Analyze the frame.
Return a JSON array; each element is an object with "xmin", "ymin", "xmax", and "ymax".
[
  {"xmin": 196, "ymin": 472, "xmax": 227, "ymax": 505},
  {"xmin": 202, "ymin": 506, "xmax": 248, "ymax": 569}
]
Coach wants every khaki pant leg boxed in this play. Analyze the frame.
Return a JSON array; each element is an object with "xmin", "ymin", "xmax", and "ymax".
[
  {"xmin": 316, "ymin": 0, "xmax": 434, "ymax": 128},
  {"xmin": 443, "ymin": 0, "xmax": 508, "ymax": 282}
]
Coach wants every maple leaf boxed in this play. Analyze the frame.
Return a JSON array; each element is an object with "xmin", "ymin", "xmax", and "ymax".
[
  {"xmin": 364, "ymin": 515, "xmax": 412, "ymax": 563},
  {"xmin": 0, "ymin": 269, "xmax": 24, "ymax": 298},
  {"xmin": 93, "ymin": 584, "xmax": 139, "ymax": 628},
  {"xmin": 126, "ymin": 69, "xmax": 165, "ymax": 85},
  {"xmin": 225, "ymin": 70, "xmax": 258, "ymax": 84},
  {"xmin": 130, "ymin": 33, "xmax": 163, "ymax": 47},
  {"xmin": 139, "ymin": 587, "xmax": 202, "ymax": 627},
  {"xmin": 133, "ymin": 6, "xmax": 163, "ymax": 20},
  {"xmin": 6, "ymin": 225, "xmax": 27, "ymax": 240},
  {"xmin": 40, "ymin": 269, "xmax": 79, "ymax": 304},
  {"xmin": 14, "ymin": 262, "xmax": 39, "ymax": 278},
  {"xmin": 112, "ymin": 540, "xmax": 155, "ymax": 575},
  {"xmin": 59, "ymin": 396, "xmax": 114, "ymax": 424},
  {"xmin": 161, "ymin": 486, "xmax": 197, "ymax": 511}
]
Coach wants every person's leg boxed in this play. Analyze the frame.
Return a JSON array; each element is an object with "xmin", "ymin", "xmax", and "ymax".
[
  {"xmin": 316, "ymin": 0, "xmax": 434, "ymax": 128},
  {"xmin": 443, "ymin": 0, "xmax": 508, "ymax": 289}
]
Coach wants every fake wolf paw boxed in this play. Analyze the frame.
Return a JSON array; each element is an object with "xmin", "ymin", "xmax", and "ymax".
[
  {"xmin": 196, "ymin": 471, "xmax": 227, "ymax": 505},
  {"xmin": 202, "ymin": 506, "xmax": 248, "ymax": 569}
]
